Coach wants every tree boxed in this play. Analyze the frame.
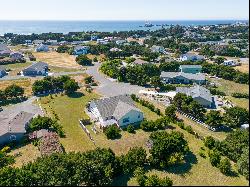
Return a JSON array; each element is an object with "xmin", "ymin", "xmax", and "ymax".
[
  {"xmin": 150, "ymin": 76, "xmax": 162, "ymax": 88},
  {"xmin": 145, "ymin": 175, "xmax": 173, "ymax": 186},
  {"xmin": 0, "ymin": 151, "xmax": 15, "ymax": 169},
  {"xmin": 84, "ymin": 76, "xmax": 94, "ymax": 84},
  {"xmin": 4, "ymin": 84, "xmax": 24, "ymax": 98},
  {"xmin": 165, "ymin": 105, "xmax": 177, "ymax": 121},
  {"xmin": 76, "ymin": 55, "xmax": 92, "ymax": 66},
  {"xmin": 214, "ymin": 57, "xmax": 226, "ymax": 64},
  {"xmin": 56, "ymin": 45, "xmax": 70, "ymax": 53},
  {"xmin": 104, "ymin": 125, "xmax": 121, "ymax": 139},
  {"xmin": 127, "ymin": 125, "xmax": 135, "ymax": 133},
  {"xmin": 223, "ymin": 107, "xmax": 249, "ymax": 128},
  {"xmin": 219, "ymin": 158, "xmax": 232, "ymax": 175},
  {"xmin": 205, "ymin": 110, "xmax": 223, "ymax": 128},
  {"xmin": 237, "ymin": 147, "xmax": 249, "ymax": 180},
  {"xmin": 63, "ymin": 79, "xmax": 79, "ymax": 94},
  {"xmin": 209, "ymin": 149, "xmax": 221, "ymax": 167},
  {"xmin": 149, "ymin": 131, "xmax": 189, "ymax": 168},
  {"xmin": 204, "ymin": 136, "xmax": 216, "ymax": 150}
]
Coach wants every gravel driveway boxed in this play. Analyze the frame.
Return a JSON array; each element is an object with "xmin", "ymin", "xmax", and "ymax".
[{"xmin": 86, "ymin": 62, "xmax": 144, "ymax": 97}]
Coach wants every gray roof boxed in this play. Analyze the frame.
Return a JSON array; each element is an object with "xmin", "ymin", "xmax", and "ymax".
[
  {"xmin": 91, "ymin": 95, "xmax": 142, "ymax": 120},
  {"xmin": 74, "ymin": 46, "xmax": 89, "ymax": 51},
  {"xmin": 0, "ymin": 44, "xmax": 10, "ymax": 51},
  {"xmin": 134, "ymin": 59, "xmax": 149, "ymax": 65},
  {"xmin": 0, "ymin": 111, "xmax": 34, "ymax": 136},
  {"xmin": 176, "ymin": 85, "xmax": 212, "ymax": 103},
  {"xmin": 160, "ymin": 72, "xmax": 205, "ymax": 81},
  {"xmin": 24, "ymin": 62, "xmax": 48, "ymax": 72},
  {"xmin": 180, "ymin": 65, "xmax": 202, "ymax": 69}
]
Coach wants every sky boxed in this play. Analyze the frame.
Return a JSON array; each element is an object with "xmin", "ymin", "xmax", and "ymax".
[{"xmin": 0, "ymin": 0, "xmax": 249, "ymax": 21}]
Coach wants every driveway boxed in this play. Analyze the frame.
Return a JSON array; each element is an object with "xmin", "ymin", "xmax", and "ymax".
[
  {"xmin": 0, "ymin": 96, "xmax": 43, "ymax": 124},
  {"xmin": 86, "ymin": 62, "xmax": 144, "ymax": 97}
]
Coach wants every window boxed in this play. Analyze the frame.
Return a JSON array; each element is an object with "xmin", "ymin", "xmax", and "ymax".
[{"xmin": 123, "ymin": 117, "xmax": 130, "ymax": 123}]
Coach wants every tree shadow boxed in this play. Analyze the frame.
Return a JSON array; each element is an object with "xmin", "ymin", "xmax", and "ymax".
[
  {"xmin": 67, "ymin": 92, "xmax": 84, "ymax": 98},
  {"xmin": 111, "ymin": 174, "xmax": 133, "ymax": 186},
  {"xmin": 1, "ymin": 97, "xmax": 28, "ymax": 107}
]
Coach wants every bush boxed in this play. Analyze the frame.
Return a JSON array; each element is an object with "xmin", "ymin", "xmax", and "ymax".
[
  {"xmin": 209, "ymin": 149, "xmax": 221, "ymax": 167},
  {"xmin": 219, "ymin": 158, "xmax": 232, "ymax": 175},
  {"xmin": 176, "ymin": 122, "xmax": 185, "ymax": 129},
  {"xmin": 204, "ymin": 136, "xmax": 216, "ymax": 150},
  {"xmin": 185, "ymin": 125, "xmax": 194, "ymax": 135},
  {"xmin": 231, "ymin": 92, "xmax": 249, "ymax": 99},
  {"xmin": 104, "ymin": 125, "xmax": 121, "ymax": 140},
  {"xmin": 127, "ymin": 125, "xmax": 135, "ymax": 133}
]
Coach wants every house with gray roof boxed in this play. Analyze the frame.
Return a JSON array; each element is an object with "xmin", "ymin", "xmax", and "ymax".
[
  {"xmin": 0, "ymin": 111, "xmax": 35, "ymax": 145},
  {"xmin": 179, "ymin": 65, "xmax": 202, "ymax": 74},
  {"xmin": 0, "ymin": 67, "xmax": 7, "ymax": 78},
  {"xmin": 160, "ymin": 71, "xmax": 206, "ymax": 85},
  {"xmin": 180, "ymin": 53, "xmax": 205, "ymax": 62},
  {"xmin": 22, "ymin": 62, "xmax": 48, "ymax": 76},
  {"xmin": 176, "ymin": 85, "xmax": 213, "ymax": 108},
  {"xmin": 36, "ymin": 44, "xmax": 49, "ymax": 52},
  {"xmin": 88, "ymin": 95, "xmax": 144, "ymax": 128},
  {"xmin": 0, "ymin": 44, "xmax": 11, "ymax": 57}
]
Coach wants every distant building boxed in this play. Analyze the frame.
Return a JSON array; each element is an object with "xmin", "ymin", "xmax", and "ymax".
[
  {"xmin": 223, "ymin": 60, "xmax": 238, "ymax": 66},
  {"xmin": 10, "ymin": 52, "xmax": 24, "ymax": 60},
  {"xmin": 97, "ymin": 39, "xmax": 109, "ymax": 45},
  {"xmin": 160, "ymin": 72, "xmax": 206, "ymax": 85},
  {"xmin": 73, "ymin": 46, "xmax": 89, "ymax": 55},
  {"xmin": 241, "ymin": 124, "xmax": 249, "ymax": 130},
  {"xmin": 22, "ymin": 62, "xmax": 48, "ymax": 76},
  {"xmin": 0, "ymin": 111, "xmax": 35, "ymax": 145},
  {"xmin": 0, "ymin": 67, "xmax": 7, "ymax": 78},
  {"xmin": 91, "ymin": 35, "xmax": 98, "ymax": 41},
  {"xmin": 46, "ymin": 40, "xmax": 58, "ymax": 46},
  {"xmin": 150, "ymin": 45, "xmax": 166, "ymax": 53},
  {"xmin": 179, "ymin": 65, "xmax": 202, "ymax": 74},
  {"xmin": 176, "ymin": 85, "xmax": 213, "ymax": 108},
  {"xmin": 110, "ymin": 48, "xmax": 122, "ymax": 52},
  {"xmin": 25, "ymin": 40, "xmax": 32, "ymax": 45},
  {"xmin": 36, "ymin": 44, "xmax": 49, "ymax": 52},
  {"xmin": 133, "ymin": 59, "xmax": 150, "ymax": 65},
  {"xmin": 33, "ymin": 40, "xmax": 44, "ymax": 45},
  {"xmin": 116, "ymin": 40, "xmax": 127, "ymax": 45},
  {"xmin": 0, "ymin": 44, "xmax": 11, "ymax": 57},
  {"xmin": 88, "ymin": 95, "xmax": 144, "ymax": 128},
  {"xmin": 180, "ymin": 53, "xmax": 205, "ymax": 62}
]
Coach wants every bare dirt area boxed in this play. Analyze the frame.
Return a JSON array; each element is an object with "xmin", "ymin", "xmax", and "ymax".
[{"xmin": 33, "ymin": 51, "xmax": 81, "ymax": 69}]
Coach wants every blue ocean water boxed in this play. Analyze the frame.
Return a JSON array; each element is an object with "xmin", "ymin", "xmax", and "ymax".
[{"xmin": 0, "ymin": 20, "xmax": 247, "ymax": 35}]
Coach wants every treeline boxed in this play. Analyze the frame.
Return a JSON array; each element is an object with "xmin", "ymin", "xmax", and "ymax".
[
  {"xmin": 32, "ymin": 76, "xmax": 79, "ymax": 95},
  {"xmin": 202, "ymin": 62, "xmax": 249, "ymax": 84},
  {"xmin": 0, "ymin": 84, "xmax": 25, "ymax": 106},
  {"xmin": 0, "ymin": 130, "xmax": 191, "ymax": 186}
]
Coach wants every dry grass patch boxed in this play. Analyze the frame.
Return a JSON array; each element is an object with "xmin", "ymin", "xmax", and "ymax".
[
  {"xmin": 33, "ymin": 51, "xmax": 81, "ymax": 69},
  {"xmin": 234, "ymin": 64, "xmax": 249, "ymax": 73}
]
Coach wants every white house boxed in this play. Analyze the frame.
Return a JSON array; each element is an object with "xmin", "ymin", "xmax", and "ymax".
[
  {"xmin": 180, "ymin": 53, "xmax": 205, "ymax": 62},
  {"xmin": 150, "ymin": 45, "xmax": 166, "ymax": 54},
  {"xmin": 88, "ymin": 95, "xmax": 144, "ymax": 128},
  {"xmin": 36, "ymin": 44, "xmax": 49, "ymax": 52},
  {"xmin": 223, "ymin": 60, "xmax": 238, "ymax": 66}
]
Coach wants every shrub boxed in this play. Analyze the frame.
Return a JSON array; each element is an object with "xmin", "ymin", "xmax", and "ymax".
[
  {"xmin": 219, "ymin": 158, "xmax": 232, "ymax": 175},
  {"xmin": 204, "ymin": 136, "xmax": 216, "ymax": 150},
  {"xmin": 231, "ymin": 92, "xmax": 249, "ymax": 99},
  {"xmin": 185, "ymin": 125, "xmax": 194, "ymax": 135},
  {"xmin": 104, "ymin": 125, "xmax": 121, "ymax": 140},
  {"xmin": 209, "ymin": 149, "xmax": 221, "ymax": 167},
  {"xmin": 127, "ymin": 125, "xmax": 135, "ymax": 133}
]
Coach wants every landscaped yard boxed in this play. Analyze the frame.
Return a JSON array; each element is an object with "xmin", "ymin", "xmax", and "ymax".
[{"xmin": 33, "ymin": 51, "xmax": 82, "ymax": 69}]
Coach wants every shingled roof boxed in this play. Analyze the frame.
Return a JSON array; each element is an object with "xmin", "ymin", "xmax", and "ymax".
[
  {"xmin": 91, "ymin": 95, "xmax": 141, "ymax": 120},
  {"xmin": 23, "ymin": 62, "xmax": 48, "ymax": 72},
  {"xmin": 160, "ymin": 72, "xmax": 205, "ymax": 81}
]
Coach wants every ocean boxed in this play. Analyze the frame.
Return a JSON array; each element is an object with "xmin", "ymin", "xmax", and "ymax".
[{"xmin": 0, "ymin": 20, "xmax": 247, "ymax": 35}]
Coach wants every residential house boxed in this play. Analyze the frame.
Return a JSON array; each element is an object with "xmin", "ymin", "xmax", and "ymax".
[
  {"xmin": 97, "ymin": 39, "xmax": 109, "ymax": 45},
  {"xmin": 150, "ymin": 45, "xmax": 166, "ymax": 54},
  {"xmin": 223, "ymin": 60, "xmax": 238, "ymax": 66},
  {"xmin": 180, "ymin": 53, "xmax": 205, "ymax": 62},
  {"xmin": 116, "ymin": 40, "xmax": 127, "ymax": 45},
  {"xmin": 73, "ymin": 46, "xmax": 89, "ymax": 55},
  {"xmin": 88, "ymin": 95, "xmax": 144, "ymax": 128},
  {"xmin": 46, "ymin": 40, "xmax": 58, "ymax": 46},
  {"xmin": 160, "ymin": 72, "xmax": 206, "ymax": 85},
  {"xmin": 91, "ymin": 35, "xmax": 98, "ymax": 41},
  {"xmin": 176, "ymin": 85, "xmax": 213, "ymax": 108},
  {"xmin": 33, "ymin": 40, "xmax": 44, "ymax": 45},
  {"xmin": 22, "ymin": 62, "xmax": 48, "ymax": 76},
  {"xmin": 0, "ymin": 44, "xmax": 11, "ymax": 57},
  {"xmin": 0, "ymin": 112, "xmax": 35, "ymax": 145},
  {"xmin": 179, "ymin": 65, "xmax": 202, "ymax": 74},
  {"xmin": 10, "ymin": 52, "xmax": 24, "ymax": 60},
  {"xmin": 110, "ymin": 48, "xmax": 122, "ymax": 52},
  {"xmin": 36, "ymin": 44, "xmax": 49, "ymax": 52},
  {"xmin": 25, "ymin": 40, "xmax": 32, "ymax": 45},
  {"xmin": 133, "ymin": 59, "xmax": 150, "ymax": 65},
  {"xmin": 0, "ymin": 67, "xmax": 7, "ymax": 78}
]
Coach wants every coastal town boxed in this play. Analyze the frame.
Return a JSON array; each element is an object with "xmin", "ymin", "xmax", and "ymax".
[{"xmin": 0, "ymin": 19, "xmax": 249, "ymax": 186}]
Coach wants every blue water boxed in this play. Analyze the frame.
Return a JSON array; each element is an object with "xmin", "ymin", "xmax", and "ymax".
[{"xmin": 0, "ymin": 20, "xmax": 248, "ymax": 35}]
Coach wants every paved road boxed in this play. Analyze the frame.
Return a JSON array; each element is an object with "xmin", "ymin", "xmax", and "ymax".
[
  {"xmin": 0, "ymin": 96, "xmax": 43, "ymax": 125},
  {"xmin": 86, "ymin": 62, "xmax": 144, "ymax": 97},
  {"xmin": 0, "ymin": 71, "xmax": 86, "ymax": 81}
]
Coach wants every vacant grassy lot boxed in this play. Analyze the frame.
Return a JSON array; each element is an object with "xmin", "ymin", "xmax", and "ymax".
[
  {"xmin": 234, "ymin": 63, "xmax": 249, "ymax": 73},
  {"xmin": 33, "ymin": 51, "xmax": 81, "ymax": 69},
  {"xmin": 0, "ymin": 78, "xmax": 33, "ymax": 96},
  {"xmin": 0, "ymin": 62, "xmax": 33, "ymax": 76}
]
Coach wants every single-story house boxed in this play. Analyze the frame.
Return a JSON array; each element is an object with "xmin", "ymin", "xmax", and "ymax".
[
  {"xmin": 88, "ymin": 95, "xmax": 144, "ymax": 128},
  {"xmin": 133, "ymin": 59, "xmax": 150, "ymax": 65},
  {"xmin": 45, "ymin": 40, "xmax": 58, "ymax": 46},
  {"xmin": 150, "ymin": 45, "xmax": 166, "ymax": 53},
  {"xmin": 0, "ymin": 111, "xmax": 35, "ymax": 145},
  {"xmin": 22, "ymin": 62, "xmax": 48, "ymax": 76},
  {"xmin": 176, "ymin": 85, "xmax": 213, "ymax": 108},
  {"xmin": 10, "ymin": 52, "xmax": 24, "ymax": 60},
  {"xmin": 179, "ymin": 65, "xmax": 202, "ymax": 74},
  {"xmin": 73, "ymin": 46, "xmax": 89, "ymax": 55},
  {"xmin": 110, "ymin": 48, "xmax": 122, "ymax": 52},
  {"xmin": 160, "ymin": 72, "xmax": 206, "ymax": 85},
  {"xmin": 0, "ymin": 67, "xmax": 7, "ymax": 78},
  {"xmin": 223, "ymin": 60, "xmax": 238, "ymax": 66},
  {"xmin": 33, "ymin": 40, "xmax": 44, "ymax": 45},
  {"xmin": 36, "ymin": 44, "xmax": 49, "ymax": 52},
  {"xmin": 0, "ymin": 44, "xmax": 11, "ymax": 57},
  {"xmin": 97, "ymin": 39, "xmax": 109, "ymax": 45},
  {"xmin": 25, "ymin": 40, "xmax": 32, "ymax": 45},
  {"xmin": 180, "ymin": 53, "xmax": 205, "ymax": 62}
]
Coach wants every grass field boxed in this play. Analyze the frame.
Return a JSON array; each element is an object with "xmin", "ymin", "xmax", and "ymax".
[
  {"xmin": 0, "ymin": 78, "xmax": 33, "ymax": 96},
  {"xmin": 234, "ymin": 63, "xmax": 249, "ymax": 73},
  {"xmin": 33, "ymin": 51, "xmax": 82, "ymax": 69}
]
